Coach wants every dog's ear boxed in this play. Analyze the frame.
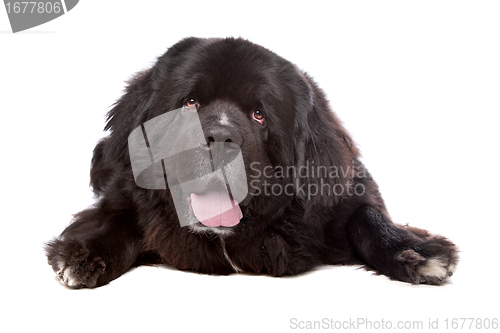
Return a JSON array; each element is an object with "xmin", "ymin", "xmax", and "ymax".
[
  {"xmin": 105, "ymin": 37, "xmax": 205, "ymax": 133},
  {"xmin": 101, "ymin": 37, "xmax": 205, "ymax": 163},
  {"xmin": 293, "ymin": 71, "xmax": 360, "ymax": 207}
]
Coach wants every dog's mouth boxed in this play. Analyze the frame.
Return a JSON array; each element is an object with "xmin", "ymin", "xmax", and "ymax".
[
  {"xmin": 187, "ymin": 178, "xmax": 243, "ymax": 229},
  {"xmin": 190, "ymin": 190, "xmax": 242, "ymax": 227}
]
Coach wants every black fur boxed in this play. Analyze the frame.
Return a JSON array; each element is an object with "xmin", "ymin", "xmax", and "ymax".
[{"xmin": 45, "ymin": 37, "xmax": 458, "ymax": 288}]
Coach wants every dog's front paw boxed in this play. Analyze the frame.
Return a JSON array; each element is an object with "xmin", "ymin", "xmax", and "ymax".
[
  {"xmin": 45, "ymin": 238, "xmax": 106, "ymax": 288},
  {"xmin": 397, "ymin": 236, "xmax": 458, "ymax": 285}
]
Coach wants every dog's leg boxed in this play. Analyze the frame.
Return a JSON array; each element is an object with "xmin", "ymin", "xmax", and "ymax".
[
  {"xmin": 346, "ymin": 205, "xmax": 458, "ymax": 285},
  {"xmin": 45, "ymin": 202, "xmax": 142, "ymax": 288}
]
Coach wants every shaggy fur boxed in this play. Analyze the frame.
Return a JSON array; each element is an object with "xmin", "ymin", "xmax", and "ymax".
[{"xmin": 46, "ymin": 37, "xmax": 458, "ymax": 288}]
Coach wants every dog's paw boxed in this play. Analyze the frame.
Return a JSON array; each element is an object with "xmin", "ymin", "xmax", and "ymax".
[
  {"xmin": 56, "ymin": 255, "xmax": 106, "ymax": 289},
  {"xmin": 45, "ymin": 238, "xmax": 106, "ymax": 288},
  {"xmin": 397, "ymin": 236, "xmax": 458, "ymax": 285}
]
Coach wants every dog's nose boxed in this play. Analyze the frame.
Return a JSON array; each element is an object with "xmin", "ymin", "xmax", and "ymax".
[{"xmin": 203, "ymin": 125, "xmax": 242, "ymax": 148}]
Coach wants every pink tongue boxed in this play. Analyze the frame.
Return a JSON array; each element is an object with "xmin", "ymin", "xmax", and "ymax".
[{"xmin": 190, "ymin": 191, "xmax": 242, "ymax": 227}]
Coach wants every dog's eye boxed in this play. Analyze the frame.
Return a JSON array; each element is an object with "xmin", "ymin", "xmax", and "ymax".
[
  {"xmin": 252, "ymin": 110, "xmax": 264, "ymax": 124},
  {"xmin": 185, "ymin": 98, "xmax": 197, "ymax": 107}
]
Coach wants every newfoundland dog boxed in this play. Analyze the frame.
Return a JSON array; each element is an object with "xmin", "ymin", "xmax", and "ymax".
[{"xmin": 46, "ymin": 37, "xmax": 458, "ymax": 288}]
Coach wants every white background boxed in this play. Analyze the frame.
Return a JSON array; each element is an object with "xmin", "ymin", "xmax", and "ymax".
[{"xmin": 1, "ymin": 1, "xmax": 499, "ymax": 332}]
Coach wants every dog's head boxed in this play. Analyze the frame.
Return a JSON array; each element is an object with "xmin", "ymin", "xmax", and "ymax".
[{"xmin": 101, "ymin": 37, "xmax": 359, "ymax": 235}]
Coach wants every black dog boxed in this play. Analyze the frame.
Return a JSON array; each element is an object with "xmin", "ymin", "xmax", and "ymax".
[{"xmin": 46, "ymin": 37, "xmax": 458, "ymax": 288}]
